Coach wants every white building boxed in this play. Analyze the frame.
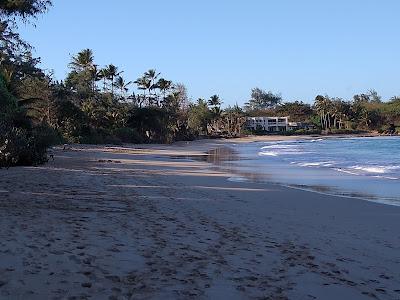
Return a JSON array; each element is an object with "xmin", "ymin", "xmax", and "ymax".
[{"xmin": 246, "ymin": 116, "xmax": 289, "ymax": 132}]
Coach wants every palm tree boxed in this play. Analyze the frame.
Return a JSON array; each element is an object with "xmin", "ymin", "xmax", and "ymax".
[
  {"xmin": 208, "ymin": 95, "xmax": 222, "ymax": 108},
  {"xmin": 68, "ymin": 49, "xmax": 96, "ymax": 96},
  {"xmin": 314, "ymin": 95, "xmax": 331, "ymax": 130},
  {"xmin": 212, "ymin": 106, "xmax": 223, "ymax": 116},
  {"xmin": 88, "ymin": 64, "xmax": 101, "ymax": 93},
  {"xmin": 98, "ymin": 68, "xmax": 109, "ymax": 92},
  {"xmin": 144, "ymin": 69, "xmax": 161, "ymax": 89},
  {"xmin": 114, "ymin": 76, "xmax": 132, "ymax": 100},
  {"xmin": 157, "ymin": 78, "xmax": 172, "ymax": 106},
  {"xmin": 69, "ymin": 49, "xmax": 94, "ymax": 72},
  {"xmin": 104, "ymin": 64, "xmax": 121, "ymax": 98},
  {"xmin": 134, "ymin": 69, "xmax": 161, "ymax": 107},
  {"xmin": 208, "ymin": 95, "xmax": 223, "ymax": 117},
  {"xmin": 134, "ymin": 76, "xmax": 151, "ymax": 106},
  {"xmin": 163, "ymin": 91, "xmax": 180, "ymax": 110},
  {"xmin": 144, "ymin": 69, "xmax": 161, "ymax": 105},
  {"xmin": 331, "ymin": 99, "xmax": 349, "ymax": 129}
]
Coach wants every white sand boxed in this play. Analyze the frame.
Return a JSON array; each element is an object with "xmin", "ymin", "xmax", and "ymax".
[{"xmin": 0, "ymin": 140, "xmax": 399, "ymax": 299}]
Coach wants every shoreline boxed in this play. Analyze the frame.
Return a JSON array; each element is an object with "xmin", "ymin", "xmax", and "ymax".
[
  {"xmin": 57, "ymin": 132, "xmax": 386, "ymax": 155},
  {"xmin": 57, "ymin": 133, "xmax": 399, "ymax": 208},
  {"xmin": 1, "ymin": 142, "xmax": 400, "ymax": 299},
  {"xmin": 188, "ymin": 135, "xmax": 400, "ymax": 207},
  {"xmin": 210, "ymin": 132, "xmax": 384, "ymax": 143}
]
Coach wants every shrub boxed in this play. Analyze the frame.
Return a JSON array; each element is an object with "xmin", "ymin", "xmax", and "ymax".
[
  {"xmin": 79, "ymin": 128, "xmax": 134, "ymax": 145},
  {"xmin": 113, "ymin": 127, "xmax": 143, "ymax": 143},
  {"xmin": 379, "ymin": 124, "xmax": 396, "ymax": 134},
  {"xmin": 0, "ymin": 126, "xmax": 29, "ymax": 167},
  {"xmin": 328, "ymin": 129, "xmax": 365, "ymax": 135},
  {"xmin": 0, "ymin": 123, "xmax": 56, "ymax": 168},
  {"xmin": 0, "ymin": 74, "xmax": 17, "ymax": 112},
  {"xmin": 34, "ymin": 124, "xmax": 63, "ymax": 145},
  {"xmin": 292, "ymin": 129, "xmax": 322, "ymax": 135},
  {"xmin": 79, "ymin": 128, "xmax": 107, "ymax": 144},
  {"xmin": 103, "ymin": 134, "xmax": 122, "ymax": 145},
  {"xmin": 240, "ymin": 128, "xmax": 253, "ymax": 136}
]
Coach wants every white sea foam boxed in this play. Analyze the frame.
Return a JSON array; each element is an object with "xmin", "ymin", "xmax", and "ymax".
[
  {"xmin": 258, "ymin": 151, "xmax": 279, "ymax": 157},
  {"xmin": 298, "ymin": 161, "xmax": 335, "ymax": 167},
  {"xmin": 259, "ymin": 143, "xmax": 305, "ymax": 157},
  {"xmin": 227, "ymin": 176, "xmax": 249, "ymax": 182},
  {"xmin": 261, "ymin": 144, "xmax": 298, "ymax": 149},
  {"xmin": 352, "ymin": 166, "xmax": 386, "ymax": 174},
  {"xmin": 373, "ymin": 175, "xmax": 399, "ymax": 180},
  {"xmin": 334, "ymin": 168, "xmax": 360, "ymax": 176},
  {"xmin": 349, "ymin": 165, "xmax": 400, "ymax": 174},
  {"xmin": 258, "ymin": 150, "xmax": 311, "ymax": 157}
]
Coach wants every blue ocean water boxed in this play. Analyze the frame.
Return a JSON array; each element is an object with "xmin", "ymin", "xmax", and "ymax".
[{"xmin": 229, "ymin": 137, "xmax": 400, "ymax": 206}]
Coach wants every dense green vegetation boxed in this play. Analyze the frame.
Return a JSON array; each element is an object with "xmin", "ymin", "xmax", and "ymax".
[
  {"xmin": 243, "ymin": 88, "xmax": 400, "ymax": 135},
  {"xmin": 0, "ymin": 0, "xmax": 56, "ymax": 167},
  {"xmin": 1, "ymin": 1, "xmax": 400, "ymax": 167}
]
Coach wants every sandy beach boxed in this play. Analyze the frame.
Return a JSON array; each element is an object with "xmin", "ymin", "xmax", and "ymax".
[{"xmin": 1, "ymin": 139, "xmax": 400, "ymax": 300}]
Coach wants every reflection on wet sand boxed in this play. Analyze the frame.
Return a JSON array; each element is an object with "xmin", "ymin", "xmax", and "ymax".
[
  {"xmin": 187, "ymin": 146, "xmax": 387, "ymax": 204},
  {"xmin": 288, "ymin": 184, "xmax": 380, "ymax": 202},
  {"xmin": 170, "ymin": 146, "xmax": 241, "ymax": 165}
]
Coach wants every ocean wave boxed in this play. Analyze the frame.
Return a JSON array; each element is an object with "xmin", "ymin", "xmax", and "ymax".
[
  {"xmin": 227, "ymin": 176, "xmax": 249, "ymax": 182},
  {"xmin": 349, "ymin": 165, "xmax": 400, "ymax": 174},
  {"xmin": 261, "ymin": 144, "xmax": 298, "ymax": 149},
  {"xmin": 259, "ymin": 143, "xmax": 304, "ymax": 157},
  {"xmin": 258, "ymin": 151, "xmax": 279, "ymax": 157},
  {"xmin": 258, "ymin": 150, "xmax": 311, "ymax": 157},
  {"xmin": 331, "ymin": 165, "xmax": 400, "ymax": 178},
  {"xmin": 298, "ymin": 161, "xmax": 335, "ymax": 167},
  {"xmin": 334, "ymin": 168, "xmax": 360, "ymax": 176},
  {"xmin": 373, "ymin": 175, "xmax": 399, "ymax": 180}
]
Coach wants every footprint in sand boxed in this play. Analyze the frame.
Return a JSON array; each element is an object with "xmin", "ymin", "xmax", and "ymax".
[{"xmin": 81, "ymin": 282, "xmax": 92, "ymax": 288}]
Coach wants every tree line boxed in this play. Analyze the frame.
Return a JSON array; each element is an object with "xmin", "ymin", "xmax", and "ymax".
[
  {"xmin": 244, "ymin": 88, "xmax": 400, "ymax": 134},
  {"xmin": 1, "ymin": 0, "xmax": 399, "ymax": 167},
  {"xmin": 0, "ymin": 1, "xmax": 245, "ymax": 166}
]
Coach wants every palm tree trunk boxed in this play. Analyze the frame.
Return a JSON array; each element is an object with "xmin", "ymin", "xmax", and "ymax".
[
  {"xmin": 111, "ymin": 76, "xmax": 114, "ymax": 99},
  {"xmin": 327, "ymin": 114, "xmax": 331, "ymax": 129},
  {"xmin": 320, "ymin": 114, "xmax": 323, "ymax": 129}
]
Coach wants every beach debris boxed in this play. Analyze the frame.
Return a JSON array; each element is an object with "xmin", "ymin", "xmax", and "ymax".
[{"xmin": 98, "ymin": 159, "xmax": 122, "ymax": 163}]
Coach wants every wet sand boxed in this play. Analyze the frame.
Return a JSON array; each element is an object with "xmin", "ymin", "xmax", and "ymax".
[{"xmin": 0, "ymin": 141, "xmax": 399, "ymax": 299}]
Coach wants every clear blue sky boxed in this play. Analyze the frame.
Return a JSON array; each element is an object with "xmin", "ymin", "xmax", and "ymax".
[{"xmin": 19, "ymin": 0, "xmax": 400, "ymax": 106}]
